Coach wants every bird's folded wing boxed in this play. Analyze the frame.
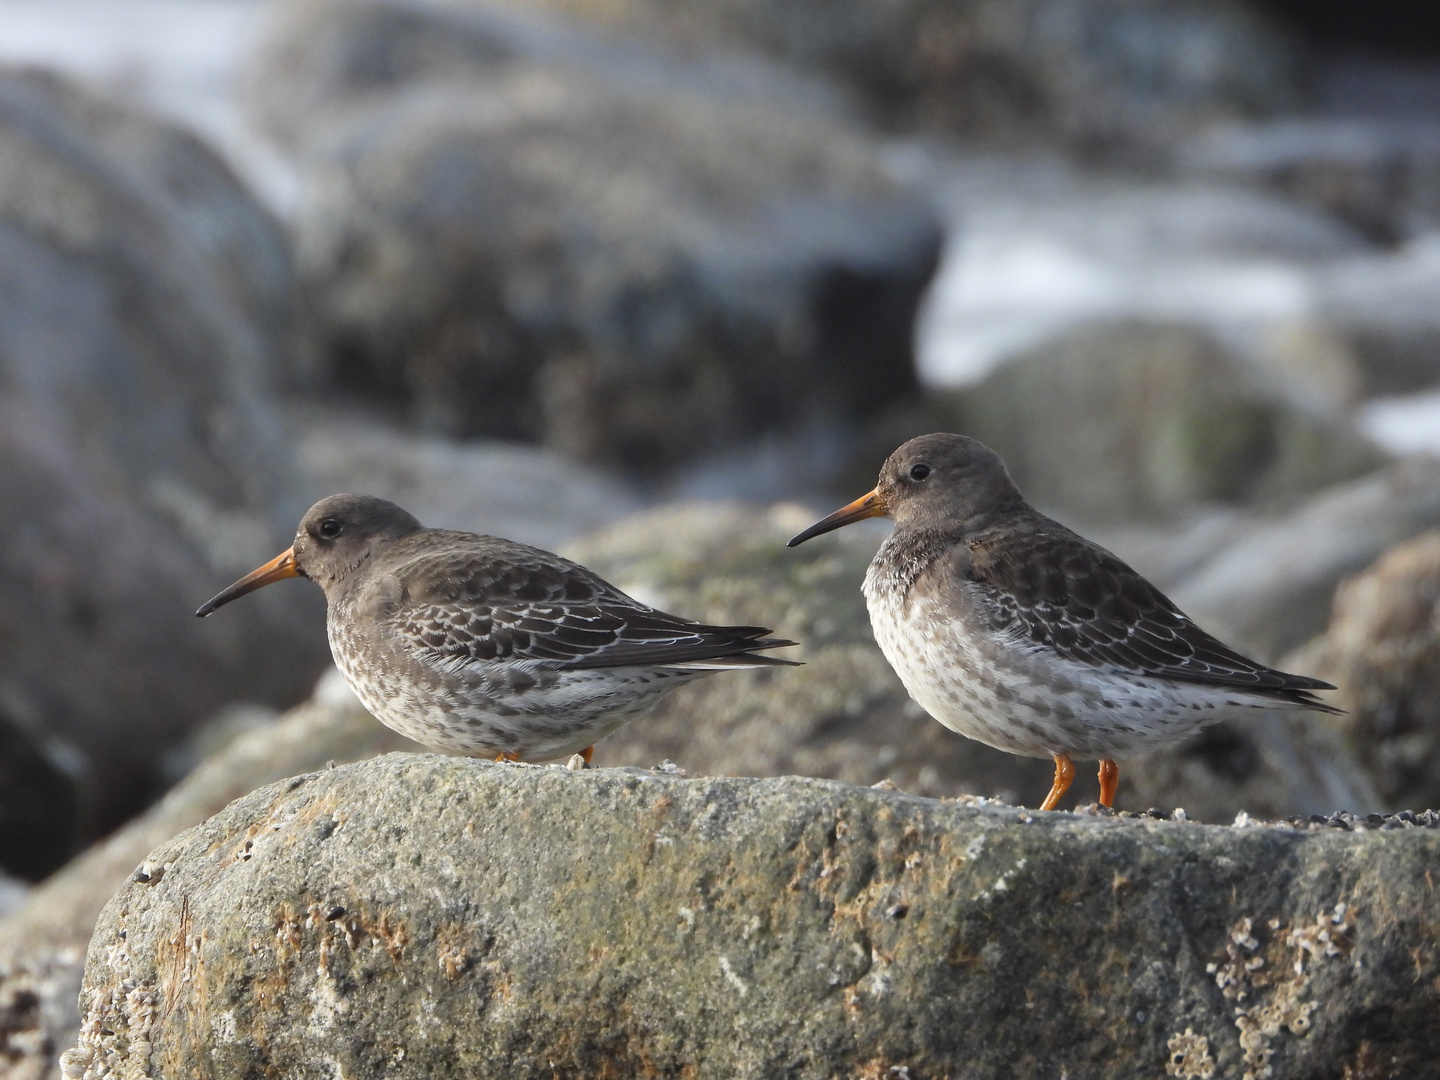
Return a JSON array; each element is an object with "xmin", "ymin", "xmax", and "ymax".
[
  {"xmin": 962, "ymin": 529, "xmax": 1335, "ymax": 701},
  {"xmin": 388, "ymin": 545, "xmax": 795, "ymax": 669},
  {"xmin": 397, "ymin": 599, "xmax": 794, "ymax": 669}
]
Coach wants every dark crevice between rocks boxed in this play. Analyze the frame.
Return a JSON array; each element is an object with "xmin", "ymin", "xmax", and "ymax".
[
  {"xmin": 0, "ymin": 985, "xmax": 47, "ymax": 1070},
  {"xmin": 1254, "ymin": 0, "xmax": 1440, "ymax": 60},
  {"xmin": 0, "ymin": 718, "xmax": 80, "ymax": 882}
]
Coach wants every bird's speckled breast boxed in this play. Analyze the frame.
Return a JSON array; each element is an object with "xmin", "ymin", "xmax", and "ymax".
[
  {"xmin": 327, "ymin": 589, "xmax": 433, "ymax": 741},
  {"xmin": 863, "ymin": 542, "xmax": 1059, "ymax": 757}
]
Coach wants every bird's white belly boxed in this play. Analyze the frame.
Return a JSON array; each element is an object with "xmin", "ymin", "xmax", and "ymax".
[
  {"xmin": 329, "ymin": 617, "xmax": 696, "ymax": 759},
  {"xmin": 864, "ymin": 585, "xmax": 1281, "ymax": 761}
]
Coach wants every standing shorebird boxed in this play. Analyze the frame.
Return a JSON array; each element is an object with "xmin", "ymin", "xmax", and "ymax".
[
  {"xmin": 198, "ymin": 494, "xmax": 797, "ymax": 762},
  {"xmin": 787, "ymin": 433, "xmax": 1339, "ymax": 811}
]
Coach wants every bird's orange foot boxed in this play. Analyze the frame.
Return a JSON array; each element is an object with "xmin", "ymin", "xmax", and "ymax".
[
  {"xmin": 1098, "ymin": 759, "xmax": 1119, "ymax": 808},
  {"xmin": 495, "ymin": 751, "xmax": 521, "ymax": 763},
  {"xmin": 580, "ymin": 746, "xmax": 594, "ymax": 765},
  {"xmin": 1039, "ymin": 753, "xmax": 1075, "ymax": 811}
]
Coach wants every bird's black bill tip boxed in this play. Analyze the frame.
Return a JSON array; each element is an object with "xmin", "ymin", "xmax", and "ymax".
[
  {"xmin": 195, "ymin": 590, "xmax": 238, "ymax": 618},
  {"xmin": 194, "ymin": 547, "xmax": 301, "ymax": 619},
  {"xmin": 786, "ymin": 516, "xmax": 851, "ymax": 548}
]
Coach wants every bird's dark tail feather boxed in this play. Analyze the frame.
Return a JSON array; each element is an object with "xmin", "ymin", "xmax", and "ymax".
[
  {"xmin": 1278, "ymin": 687, "xmax": 1345, "ymax": 715},
  {"xmin": 666, "ymin": 633, "xmax": 801, "ymax": 669}
]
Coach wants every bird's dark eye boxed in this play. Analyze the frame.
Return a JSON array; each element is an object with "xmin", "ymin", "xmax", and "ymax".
[
  {"xmin": 318, "ymin": 519, "xmax": 343, "ymax": 539},
  {"xmin": 908, "ymin": 463, "xmax": 932, "ymax": 482}
]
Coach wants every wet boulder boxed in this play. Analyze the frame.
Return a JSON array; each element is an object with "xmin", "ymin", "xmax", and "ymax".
[
  {"xmin": 937, "ymin": 320, "xmax": 1385, "ymax": 524},
  {"xmin": 247, "ymin": 0, "xmax": 940, "ymax": 470},
  {"xmin": 1285, "ymin": 529, "xmax": 1440, "ymax": 813},
  {"xmin": 0, "ymin": 67, "xmax": 325, "ymax": 878},
  {"xmin": 497, "ymin": 0, "xmax": 1304, "ymax": 152}
]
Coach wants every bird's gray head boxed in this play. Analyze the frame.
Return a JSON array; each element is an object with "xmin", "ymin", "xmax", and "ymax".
[
  {"xmin": 875, "ymin": 434, "xmax": 1024, "ymax": 532},
  {"xmin": 787, "ymin": 434, "xmax": 1024, "ymax": 546},
  {"xmin": 196, "ymin": 494, "xmax": 424, "ymax": 616},
  {"xmin": 290, "ymin": 494, "xmax": 424, "ymax": 590}
]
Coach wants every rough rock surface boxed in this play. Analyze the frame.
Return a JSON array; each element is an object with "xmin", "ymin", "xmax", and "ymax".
[
  {"xmin": 508, "ymin": 0, "xmax": 1302, "ymax": 150},
  {"xmin": 0, "ymin": 67, "xmax": 326, "ymax": 878},
  {"xmin": 1285, "ymin": 529, "xmax": 1440, "ymax": 814},
  {"xmin": 0, "ymin": 674, "xmax": 417, "ymax": 1080},
  {"xmin": 568, "ymin": 502, "xmax": 1374, "ymax": 821},
  {"xmin": 65, "ymin": 755, "xmax": 1440, "ymax": 1079},
  {"xmin": 248, "ymin": 0, "xmax": 939, "ymax": 469}
]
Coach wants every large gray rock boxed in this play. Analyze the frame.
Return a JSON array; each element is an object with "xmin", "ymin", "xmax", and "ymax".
[
  {"xmin": 1183, "ymin": 118, "xmax": 1440, "ymax": 245},
  {"xmin": 63, "ymin": 755, "xmax": 1440, "ymax": 1079},
  {"xmin": 0, "ymin": 673, "xmax": 417, "ymax": 1080},
  {"xmin": 0, "ymin": 872, "xmax": 26, "ymax": 922},
  {"xmin": 935, "ymin": 320, "xmax": 1386, "ymax": 524},
  {"xmin": 247, "ymin": 0, "xmax": 939, "ymax": 470},
  {"xmin": 915, "ymin": 155, "xmax": 1440, "ymax": 403},
  {"xmin": 0, "ymin": 67, "xmax": 302, "ymax": 385},
  {"xmin": 1166, "ymin": 457, "xmax": 1440, "ymax": 661},
  {"xmin": 0, "ymin": 67, "xmax": 326, "ymax": 879},
  {"xmin": 1309, "ymin": 242, "xmax": 1440, "ymax": 396},
  {"xmin": 496, "ymin": 0, "xmax": 1303, "ymax": 151},
  {"xmin": 566, "ymin": 502, "xmax": 1373, "ymax": 822},
  {"xmin": 1284, "ymin": 529, "xmax": 1440, "ymax": 815}
]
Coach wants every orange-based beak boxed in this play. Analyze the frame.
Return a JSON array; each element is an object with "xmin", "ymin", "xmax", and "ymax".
[
  {"xmin": 787, "ymin": 489, "xmax": 889, "ymax": 547},
  {"xmin": 195, "ymin": 547, "xmax": 301, "ymax": 617}
]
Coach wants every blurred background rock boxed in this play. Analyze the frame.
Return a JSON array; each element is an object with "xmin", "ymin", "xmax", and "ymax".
[{"xmin": 1, "ymin": 0, "xmax": 1440, "ymax": 952}]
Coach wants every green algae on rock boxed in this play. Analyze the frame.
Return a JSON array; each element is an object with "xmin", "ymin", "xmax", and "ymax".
[{"xmin": 64, "ymin": 755, "xmax": 1439, "ymax": 1079}]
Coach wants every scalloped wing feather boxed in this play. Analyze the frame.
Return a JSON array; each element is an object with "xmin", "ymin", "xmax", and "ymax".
[
  {"xmin": 963, "ymin": 528, "xmax": 1339, "ymax": 710},
  {"xmin": 381, "ymin": 534, "xmax": 797, "ymax": 671}
]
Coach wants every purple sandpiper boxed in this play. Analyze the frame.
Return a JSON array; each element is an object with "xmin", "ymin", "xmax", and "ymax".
[
  {"xmin": 199, "ymin": 494, "xmax": 797, "ymax": 762},
  {"xmin": 787, "ymin": 433, "xmax": 1339, "ymax": 810}
]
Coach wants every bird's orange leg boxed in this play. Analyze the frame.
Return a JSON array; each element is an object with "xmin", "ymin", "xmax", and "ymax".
[
  {"xmin": 1098, "ymin": 759, "xmax": 1119, "ymax": 808},
  {"xmin": 1039, "ymin": 753, "xmax": 1075, "ymax": 811},
  {"xmin": 495, "ymin": 751, "xmax": 520, "ymax": 763},
  {"xmin": 579, "ymin": 746, "xmax": 594, "ymax": 765}
]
